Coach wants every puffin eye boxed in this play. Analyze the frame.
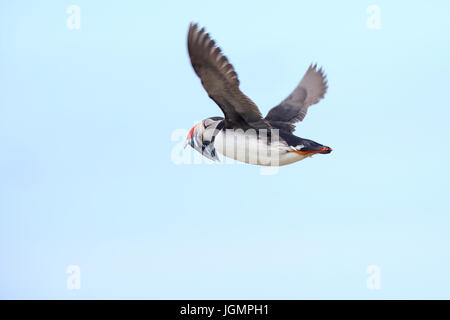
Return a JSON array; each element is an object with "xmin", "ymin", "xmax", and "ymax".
[{"xmin": 204, "ymin": 119, "xmax": 214, "ymax": 127}]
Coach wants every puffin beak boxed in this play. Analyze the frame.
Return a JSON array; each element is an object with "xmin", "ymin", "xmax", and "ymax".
[
  {"xmin": 184, "ymin": 122, "xmax": 220, "ymax": 162},
  {"xmin": 185, "ymin": 124, "xmax": 197, "ymax": 149}
]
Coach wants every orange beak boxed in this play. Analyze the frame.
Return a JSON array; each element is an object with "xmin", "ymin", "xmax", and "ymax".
[
  {"xmin": 185, "ymin": 123, "xmax": 198, "ymax": 149},
  {"xmin": 187, "ymin": 124, "xmax": 197, "ymax": 140}
]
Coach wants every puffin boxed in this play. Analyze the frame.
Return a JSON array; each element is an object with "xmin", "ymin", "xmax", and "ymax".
[{"xmin": 185, "ymin": 23, "xmax": 332, "ymax": 166}]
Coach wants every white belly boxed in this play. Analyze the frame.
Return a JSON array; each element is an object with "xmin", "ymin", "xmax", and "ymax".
[{"xmin": 213, "ymin": 130, "xmax": 308, "ymax": 166}]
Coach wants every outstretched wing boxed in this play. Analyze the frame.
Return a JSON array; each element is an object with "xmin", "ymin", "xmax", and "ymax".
[
  {"xmin": 187, "ymin": 23, "xmax": 269, "ymax": 129},
  {"xmin": 265, "ymin": 64, "xmax": 327, "ymax": 132}
]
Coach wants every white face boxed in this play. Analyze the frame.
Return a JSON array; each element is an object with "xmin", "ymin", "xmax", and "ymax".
[
  {"xmin": 185, "ymin": 119, "xmax": 222, "ymax": 162},
  {"xmin": 201, "ymin": 118, "xmax": 222, "ymax": 142}
]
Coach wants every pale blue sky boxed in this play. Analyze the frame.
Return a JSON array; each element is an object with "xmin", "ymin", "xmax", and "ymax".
[{"xmin": 1, "ymin": 0, "xmax": 449, "ymax": 299}]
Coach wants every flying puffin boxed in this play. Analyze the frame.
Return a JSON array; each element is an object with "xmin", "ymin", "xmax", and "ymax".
[{"xmin": 185, "ymin": 23, "xmax": 332, "ymax": 166}]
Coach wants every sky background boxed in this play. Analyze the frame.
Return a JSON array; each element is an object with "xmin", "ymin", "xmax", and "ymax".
[{"xmin": 1, "ymin": 0, "xmax": 450, "ymax": 299}]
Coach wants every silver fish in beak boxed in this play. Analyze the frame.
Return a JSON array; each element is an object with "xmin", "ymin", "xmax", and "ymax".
[{"xmin": 185, "ymin": 122, "xmax": 220, "ymax": 162}]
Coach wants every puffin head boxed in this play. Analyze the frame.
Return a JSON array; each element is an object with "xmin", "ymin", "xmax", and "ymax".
[{"xmin": 185, "ymin": 119, "xmax": 221, "ymax": 162}]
